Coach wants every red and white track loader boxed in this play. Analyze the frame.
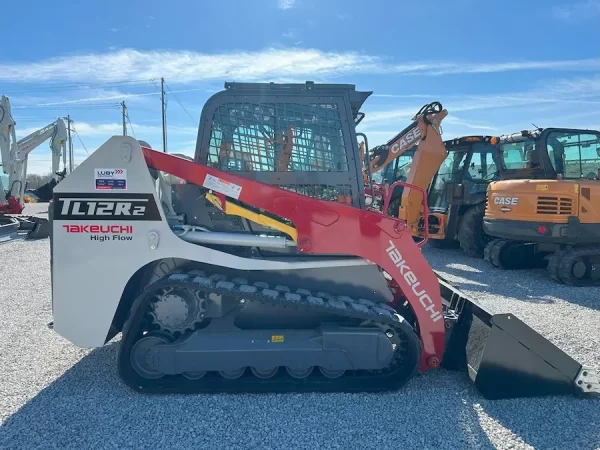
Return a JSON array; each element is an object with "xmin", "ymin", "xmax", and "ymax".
[{"xmin": 47, "ymin": 82, "xmax": 598, "ymax": 399}]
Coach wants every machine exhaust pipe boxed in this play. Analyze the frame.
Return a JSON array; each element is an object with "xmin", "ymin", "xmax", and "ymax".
[
  {"xmin": 172, "ymin": 226, "xmax": 297, "ymax": 249},
  {"xmin": 438, "ymin": 273, "xmax": 599, "ymax": 399}
]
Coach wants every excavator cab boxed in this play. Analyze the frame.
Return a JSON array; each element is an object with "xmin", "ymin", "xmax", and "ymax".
[{"xmin": 418, "ymin": 136, "xmax": 502, "ymax": 257}]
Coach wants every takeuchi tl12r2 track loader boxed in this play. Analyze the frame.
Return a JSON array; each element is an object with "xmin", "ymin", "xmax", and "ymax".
[
  {"xmin": 483, "ymin": 128, "xmax": 600, "ymax": 286},
  {"xmin": 48, "ymin": 82, "xmax": 599, "ymax": 399}
]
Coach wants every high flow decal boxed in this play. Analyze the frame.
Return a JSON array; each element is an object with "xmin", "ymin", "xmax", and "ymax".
[
  {"xmin": 385, "ymin": 240, "xmax": 443, "ymax": 323},
  {"xmin": 53, "ymin": 193, "xmax": 162, "ymax": 221},
  {"xmin": 62, "ymin": 224, "xmax": 133, "ymax": 242},
  {"xmin": 95, "ymin": 168, "xmax": 127, "ymax": 190},
  {"xmin": 203, "ymin": 174, "xmax": 242, "ymax": 199}
]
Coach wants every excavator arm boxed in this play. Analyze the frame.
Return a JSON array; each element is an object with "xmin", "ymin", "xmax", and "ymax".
[
  {"xmin": 364, "ymin": 102, "xmax": 445, "ymax": 178},
  {"xmin": 0, "ymin": 95, "xmax": 68, "ymax": 212},
  {"xmin": 395, "ymin": 108, "xmax": 448, "ymax": 232}
]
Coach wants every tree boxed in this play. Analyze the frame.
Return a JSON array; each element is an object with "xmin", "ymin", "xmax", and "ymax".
[{"xmin": 25, "ymin": 172, "xmax": 54, "ymax": 190}]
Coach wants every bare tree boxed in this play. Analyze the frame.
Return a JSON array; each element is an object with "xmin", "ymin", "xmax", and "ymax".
[{"xmin": 25, "ymin": 172, "xmax": 54, "ymax": 190}]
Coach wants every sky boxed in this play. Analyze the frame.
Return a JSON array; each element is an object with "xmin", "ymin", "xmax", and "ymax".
[{"xmin": 2, "ymin": 0, "xmax": 600, "ymax": 174}]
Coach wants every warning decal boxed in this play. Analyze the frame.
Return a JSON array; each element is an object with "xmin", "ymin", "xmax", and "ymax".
[
  {"xmin": 95, "ymin": 168, "xmax": 127, "ymax": 190},
  {"xmin": 203, "ymin": 174, "xmax": 242, "ymax": 199}
]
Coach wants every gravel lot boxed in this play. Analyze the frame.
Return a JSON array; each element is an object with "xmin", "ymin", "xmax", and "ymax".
[{"xmin": 1, "ymin": 203, "xmax": 599, "ymax": 450}]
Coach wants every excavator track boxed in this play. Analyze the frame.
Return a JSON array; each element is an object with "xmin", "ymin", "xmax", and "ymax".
[
  {"xmin": 547, "ymin": 249, "xmax": 567, "ymax": 282},
  {"xmin": 484, "ymin": 239, "xmax": 546, "ymax": 270},
  {"xmin": 555, "ymin": 247, "xmax": 600, "ymax": 286},
  {"xmin": 117, "ymin": 269, "xmax": 434, "ymax": 394}
]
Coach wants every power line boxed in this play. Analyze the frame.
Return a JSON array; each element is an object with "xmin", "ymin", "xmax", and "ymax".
[
  {"xmin": 165, "ymin": 82, "xmax": 197, "ymax": 125},
  {"xmin": 71, "ymin": 123, "xmax": 90, "ymax": 156},
  {"xmin": 126, "ymin": 115, "xmax": 137, "ymax": 138}
]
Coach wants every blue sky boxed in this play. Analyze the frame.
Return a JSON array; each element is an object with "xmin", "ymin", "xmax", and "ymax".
[{"xmin": 2, "ymin": 0, "xmax": 600, "ymax": 174}]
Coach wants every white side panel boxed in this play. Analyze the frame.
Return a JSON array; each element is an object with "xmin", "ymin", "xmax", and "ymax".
[{"xmin": 51, "ymin": 137, "xmax": 369, "ymax": 348}]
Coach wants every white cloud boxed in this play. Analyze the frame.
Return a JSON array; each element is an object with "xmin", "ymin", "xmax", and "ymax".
[
  {"xmin": 16, "ymin": 122, "xmax": 197, "ymax": 140},
  {"xmin": 360, "ymin": 83, "xmax": 600, "ymax": 128},
  {"xmin": 278, "ymin": 0, "xmax": 296, "ymax": 9},
  {"xmin": 1, "ymin": 48, "xmax": 599, "ymax": 85},
  {"xmin": 552, "ymin": 0, "xmax": 600, "ymax": 19}
]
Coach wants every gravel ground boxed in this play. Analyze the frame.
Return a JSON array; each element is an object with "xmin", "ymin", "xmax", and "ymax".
[{"xmin": 1, "ymin": 203, "xmax": 599, "ymax": 450}]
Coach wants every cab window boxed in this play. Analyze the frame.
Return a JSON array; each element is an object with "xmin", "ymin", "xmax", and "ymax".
[
  {"xmin": 498, "ymin": 140, "xmax": 535, "ymax": 170},
  {"xmin": 546, "ymin": 131, "xmax": 600, "ymax": 180},
  {"xmin": 464, "ymin": 142, "xmax": 498, "ymax": 181}
]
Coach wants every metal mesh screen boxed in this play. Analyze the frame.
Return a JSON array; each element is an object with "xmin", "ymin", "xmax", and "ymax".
[
  {"xmin": 279, "ymin": 184, "xmax": 354, "ymax": 204},
  {"xmin": 207, "ymin": 102, "xmax": 349, "ymax": 173}
]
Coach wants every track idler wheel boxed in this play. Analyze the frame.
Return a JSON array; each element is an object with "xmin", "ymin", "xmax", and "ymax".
[
  {"xmin": 130, "ymin": 333, "xmax": 171, "ymax": 379},
  {"xmin": 556, "ymin": 247, "xmax": 600, "ymax": 286}
]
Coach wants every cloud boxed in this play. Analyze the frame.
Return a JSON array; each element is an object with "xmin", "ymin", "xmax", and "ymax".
[
  {"xmin": 278, "ymin": 0, "xmax": 296, "ymax": 9},
  {"xmin": 360, "ymin": 79, "xmax": 600, "ymax": 128},
  {"xmin": 282, "ymin": 29, "xmax": 297, "ymax": 39},
  {"xmin": 552, "ymin": 0, "xmax": 600, "ymax": 19},
  {"xmin": 1, "ymin": 48, "xmax": 600, "ymax": 85},
  {"xmin": 16, "ymin": 122, "xmax": 197, "ymax": 140}
]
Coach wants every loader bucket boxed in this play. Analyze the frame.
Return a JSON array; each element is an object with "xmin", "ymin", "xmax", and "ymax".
[
  {"xmin": 437, "ymin": 273, "xmax": 598, "ymax": 400},
  {"xmin": 25, "ymin": 218, "xmax": 50, "ymax": 240}
]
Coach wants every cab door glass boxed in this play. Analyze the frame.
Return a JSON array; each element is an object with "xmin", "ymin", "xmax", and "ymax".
[{"xmin": 546, "ymin": 131, "xmax": 600, "ymax": 179}]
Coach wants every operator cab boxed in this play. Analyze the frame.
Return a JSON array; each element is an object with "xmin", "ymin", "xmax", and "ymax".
[
  {"xmin": 495, "ymin": 128, "xmax": 600, "ymax": 181},
  {"xmin": 427, "ymin": 136, "xmax": 500, "ymax": 215}
]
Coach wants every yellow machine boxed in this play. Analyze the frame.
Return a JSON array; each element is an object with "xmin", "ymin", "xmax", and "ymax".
[{"xmin": 483, "ymin": 128, "xmax": 600, "ymax": 285}]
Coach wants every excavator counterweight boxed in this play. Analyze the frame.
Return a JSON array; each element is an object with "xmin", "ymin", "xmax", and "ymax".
[{"xmin": 47, "ymin": 82, "xmax": 598, "ymax": 399}]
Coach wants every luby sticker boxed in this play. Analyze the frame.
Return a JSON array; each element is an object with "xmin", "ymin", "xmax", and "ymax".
[
  {"xmin": 203, "ymin": 174, "xmax": 242, "ymax": 199},
  {"xmin": 95, "ymin": 168, "xmax": 127, "ymax": 190}
]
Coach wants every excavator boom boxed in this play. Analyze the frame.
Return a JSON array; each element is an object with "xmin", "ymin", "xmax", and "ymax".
[{"xmin": 364, "ymin": 102, "xmax": 445, "ymax": 177}]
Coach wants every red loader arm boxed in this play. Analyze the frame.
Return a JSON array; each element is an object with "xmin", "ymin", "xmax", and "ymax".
[{"xmin": 142, "ymin": 146, "xmax": 446, "ymax": 372}]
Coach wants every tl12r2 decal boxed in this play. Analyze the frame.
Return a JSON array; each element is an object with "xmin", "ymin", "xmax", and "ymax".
[{"xmin": 53, "ymin": 193, "xmax": 162, "ymax": 221}]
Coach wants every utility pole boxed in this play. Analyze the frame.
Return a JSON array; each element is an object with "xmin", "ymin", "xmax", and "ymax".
[
  {"xmin": 161, "ymin": 77, "xmax": 167, "ymax": 153},
  {"xmin": 121, "ymin": 101, "xmax": 127, "ymax": 136}
]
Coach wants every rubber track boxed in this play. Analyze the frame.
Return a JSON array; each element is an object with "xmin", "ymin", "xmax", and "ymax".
[
  {"xmin": 117, "ymin": 270, "xmax": 425, "ymax": 394},
  {"xmin": 484, "ymin": 239, "xmax": 545, "ymax": 270},
  {"xmin": 556, "ymin": 246, "xmax": 600, "ymax": 286},
  {"xmin": 547, "ymin": 249, "xmax": 567, "ymax": 282}
]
